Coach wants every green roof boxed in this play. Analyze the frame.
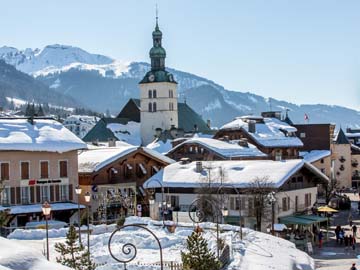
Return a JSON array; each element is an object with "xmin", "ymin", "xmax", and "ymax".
[
  {"xmin": 82, "ymin": 118, "xmax": 130, "ymax": 142},
  {"xmin": 139, "ymin": 70, "xmax": 176, "ymax": 84},
  {"xmin": 279, "ymin": 215, "xmax": 325, "ymax": 226},
  {"xmin": 296, "ymin": 215, "xmax": 327, "ymax": 223}
]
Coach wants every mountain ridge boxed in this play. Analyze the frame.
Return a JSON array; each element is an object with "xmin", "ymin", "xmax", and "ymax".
[{"xmin": 0, "ymin": 44, "xmax": 358, "ymax": 128}]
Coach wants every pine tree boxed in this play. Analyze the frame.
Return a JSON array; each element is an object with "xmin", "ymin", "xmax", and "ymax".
[
  {"xmin": 181, "ymin": 231, "xmax": 221, "ymax": 270},
  {"xmin": 55, "ymin": 225, "xmax": 96, "ymax": 270},
  {"xmin": 37, "ymin": 104, "xmax": 45, "ymax": 116}
]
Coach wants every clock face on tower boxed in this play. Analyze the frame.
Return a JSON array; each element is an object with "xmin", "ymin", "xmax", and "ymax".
[
  {"xmin": 148, "ymin": 74, "xmax": 155, "ymax": 82},
  {"xmin": 168, "ymin": 74, "xmax": 173, "ymax": 82}
]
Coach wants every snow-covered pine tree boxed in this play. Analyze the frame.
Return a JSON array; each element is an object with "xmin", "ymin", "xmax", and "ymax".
[
  {"xmin": 181, "ymin": 231, "xmax": 221, "ymax": 270},
  {"xmin": 37, "ymin": 104, "xmax": 45, "ymax": 116},
  {"xmin": 55, "ymin": 225, "xmax": 96, "ymax": 270}
]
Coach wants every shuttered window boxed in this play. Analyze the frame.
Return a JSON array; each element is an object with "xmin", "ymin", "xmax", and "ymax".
[
  {"xmin": 40, "ymin": 161, "xmax": 49, "ymax": 179},
  {"xmin": 59, "ymin": 161, "xmax": 68, "ymax": 178},
  {"xmin": 1, "ymin": 163, "xmax": 9, "ymax": 180},
  {"xmin": 21, "ymin": 161, "xmax": 30, "ymax": 180}
]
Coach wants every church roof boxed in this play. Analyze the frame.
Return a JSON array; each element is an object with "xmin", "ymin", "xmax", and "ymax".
[
  {"xmin": 139, "ymin": 70, "xmax": 176, "ymax": 84},
  {"xmin": 83, "ymin": 118, "xmax": 129, "ymax": 142},
  {"xmin": 335, "ymin": 128, "xmax": 350, "ymax": 144}
]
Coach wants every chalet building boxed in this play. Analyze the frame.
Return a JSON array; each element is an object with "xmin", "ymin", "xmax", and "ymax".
[
  {"xmin": 144, "ymin": 159, "xmax": 329, "ymax": 232},
  {"xmin": 166, "ymin": 137, "xmax": 268, "ymax": 161},
  {"xmin": 331, "ymin": 128, "xmax": 352, "ymax": 188},
  {"xmin": 0, "ymin": 118, "xmax": 87, "ymax": 227},
  {"xmin": 63, "ymin": 115, "xmax": 99, "ymax": 139},
  {"xmin": 214, "ymin": 115, "xmax": 303, "ymax": 160},
  {"xmin": 78, "ymin": 143, "xmax": 174, "ymax": 221}
]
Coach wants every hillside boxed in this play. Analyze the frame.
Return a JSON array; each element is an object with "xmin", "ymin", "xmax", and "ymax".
[{"xmin": 0, "ymin": 60, "xmax": 81, "ymax": 109}]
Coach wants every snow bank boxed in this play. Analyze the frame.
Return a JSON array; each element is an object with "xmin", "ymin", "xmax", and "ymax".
[
  {"xmin": 0, "ymin": 237, "xmax": 71, "ymax": 270},
  {"xmin": 7, "ymin": 217, "xmax": 315, "ymax": 270}
]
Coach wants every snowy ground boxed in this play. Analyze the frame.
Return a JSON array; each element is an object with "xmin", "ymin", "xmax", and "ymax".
[{"xmin": 5, "ymin": 217, "xmax": 314, "ymax": 270}]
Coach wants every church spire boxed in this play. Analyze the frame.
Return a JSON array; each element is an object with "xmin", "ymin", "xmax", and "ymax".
[{"xmin": 150, "ymin": 9, "xmax": 166, "ymax": 71}]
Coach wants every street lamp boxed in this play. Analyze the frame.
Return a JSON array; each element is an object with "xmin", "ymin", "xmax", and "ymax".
[
  {"xmin": 266, "ymin": 191, "xmax": 277, "ymax": 235},
  {"xmin": 217, "ymin": 184, "xmax": 243, "ymax": 240},
  {"xmin": 42, "ymin": 201, "xmax": 51, "ymax": 261},
  {"xmin": 75, "ymin": 185, "xmax": 82, "ymax": 245},
  {"xmin": 84, "ymin": 192, "xmax": 91, "ymax": 262}
]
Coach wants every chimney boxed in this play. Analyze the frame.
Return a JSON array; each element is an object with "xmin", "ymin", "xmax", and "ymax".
[
  {"xmin": 108, "ymin": 138, "xmax": 116, "ymax": 147},
  {"xmin": 180, "ymin": 157, "xmax": 191, "ymax": 165},
  {"xmin": 238, "ymin": 138, "xmax": 248, "ymax": 147},
  {"xmin": 170, "ymin": 126, "xmax": 177, "ymax": 138},
  {"xmin": 195, "ymin": 161, "xmax": 203, "ymax": 173},
  {"xmin": 207, "ymin": 119, "xmax": 211, "ymax": 129},
  {"xmin": 248, "ymin": 120, "xmax": 256, "ymax": 133}
]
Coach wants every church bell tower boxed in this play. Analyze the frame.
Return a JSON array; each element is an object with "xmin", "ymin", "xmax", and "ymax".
[{"xmin": 139, "ymin": 16, "xmax": 178, "ymax": 145}]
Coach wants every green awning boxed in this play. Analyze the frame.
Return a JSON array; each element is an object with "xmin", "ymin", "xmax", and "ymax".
[
  {"xmin": 279, "ymin": 216, "xmax": 315, "ymax": 226},
  {"xmin": 296, "ymin": 215, "xmax": 327, "ymax": 223}
]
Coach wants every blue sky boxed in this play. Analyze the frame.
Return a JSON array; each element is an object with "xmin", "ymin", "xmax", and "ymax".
[{"xmin": 1, "ymin": 0, "xmax": 359, "ymax": 110}]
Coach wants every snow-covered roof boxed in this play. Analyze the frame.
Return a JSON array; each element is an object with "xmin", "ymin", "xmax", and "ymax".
[
  {"xmin": 0, "ymin": 202, "xmax": 85, "ymax": 215},
  {"xmin": 147, "ymin": 139, "xmax": 173, "ymax": 154},
  {"xmin": 299, "ymin": 150, "xmax": 331, "ymax": 163},
  {"xmin": 220, "ymin": 116, "xmax": 303, "ymax": 148},
  {"xmin": 78, "ymin": 144, "xmax": 174, "ymax": 173},
  {"xmin": 346, "ymin": 132, "xmax": 360, "ymax": 138},
  {"xmin": 106, "ymin": 121, "xmax": 141, "ymax": 146},
  {"xmin": 144, "ymin": 159, "xmax": 329, "ymax": 189},
  {"xmin": 168, "ymin": 137, "xmax": 267, "ymax": 158},
  {"xmin": 0, "ymin": 118, "xmax": 87, "ymax": 153}
]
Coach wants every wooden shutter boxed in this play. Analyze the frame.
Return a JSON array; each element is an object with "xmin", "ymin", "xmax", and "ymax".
[
  {"xmin": 40, "ymin": 161, "xmax": 49, "ymax": 179},
  {"xmin": 60, "ymin": 161, "xmax": 68, "ymax": 178},
  {"xmin": 69, "ymin": 184, "xmax": 73, "ymax": 201},
  {"xmin": 30, "ymin": 186, "xmax": 35, "ymax": 203},
  {"xmin": 50, "ymin": 185, "xmax": 54, "ymax": 202},
  {"xmin": 16, "ymin": 187, "xmax": 21, "ymax": 204},
  {"xmin": 55, "ymin": 185, "xmax": 60, "ymax": 201},
  {"xmin": 36, "ymin": 186, "xmax": 41, "ymax": 203},
  {"xmin": 21, "ymin": 162, "xmax": 29, "ymax": 179},
  {"xmin": 1, "ymin": 163, "xmax": 9, "ymax": 180},
  {"xmin": 10, "ymin": 187, "xmax": 15, "ymax": 205}
]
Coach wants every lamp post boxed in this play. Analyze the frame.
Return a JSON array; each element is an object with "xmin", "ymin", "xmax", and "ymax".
[
  {"xmin": 145, "ymin": 179, "xmax": 166, "ymax": 226},
  {"xmin": 84, "ymin": 192, "xmax": 91, "ymax": 262},
  {"xmin": 188, "ymin": 197, "xmax": 224, "ymax": 259},
  {"xmin": 217, "ymin": 184, "xmax": 243, "ymax": 240},
  {"xmin": 42, "ymin": 201, "xmax": 51, "ymax": 261},
  {"xmin": 266, "ymin": 192, "xmax": 276, "ymax": 235},
  {"xmin": 75, "ymin": 185, "xmax": 82, "ymax": 245}
]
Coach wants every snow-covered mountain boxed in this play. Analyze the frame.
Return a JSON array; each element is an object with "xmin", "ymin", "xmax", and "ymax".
[{"xmin": 1, "ymin": 44, "xmax": 359, "ymax": 128}]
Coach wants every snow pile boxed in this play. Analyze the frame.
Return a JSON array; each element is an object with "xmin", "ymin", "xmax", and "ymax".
[
  {"xmin": 0, "ymin": 119, "xmax": 87, "ymax": 152},
  {"xmin": 300, "ymin": 150, "xmax": 331, "ymax": 163},
  {"xmin": 106, "ymin": 122, "xmax": 141, "ymax": 146},
  {"xmin": 6, "ymin": 217, "xmax": 314, "ymax": 270},
  {"xmin": 221, "ymin": 116, "xmax": 303, "ymax": 148},
  {"xmin": 168, "ymin": 137, "xmax": 267, "ymax": 158},
  {"xmin": 0, "ymin": 236, "xmax": 71, "ymax": 270}
]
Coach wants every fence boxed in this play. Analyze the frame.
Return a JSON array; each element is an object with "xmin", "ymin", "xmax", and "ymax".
[{"xmin": 135, "ymin": 261, "xmax": 183, "ymax": 270}]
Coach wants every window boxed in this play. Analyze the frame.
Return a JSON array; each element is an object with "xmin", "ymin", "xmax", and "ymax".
[
  {"xmin": 297, "ymin": 176, "xmax": 303, "ymax": 183},
  {"xmin": 282, "ymin": 197, "xmax": 290, "ymax": 211},
  {"xmin": 148, "ymin": 103, "xmax": 153, "ymax": 112},
  {"xmin": 169, "ymin": 90, "xmax": 174, "ymax": 98},
  {"xmin": 295, "ymin": 196, "xmax": 298, "ymax": 212},
  {"xmin": 320, "ymin": 159, "xmax": 324, "ymax": 164},
  {"xmin": 1, "ymin": 163, "xmax": 9, "ymax": 180},
  {"xmin": 169, "ymin": 102, "xmax": 174, "ymax": 111},
  {"xmin": 60, "ymin": 185, "xmax": 69, "ymax": 201},
  {"xmin": 275, "ymin": 151, "xmax": 282, "ymax": 161},
  {"xmin": 230, "ymin": 197, "xmax": 242, "ymax": 210},
  {"xmin": 153, "ymin": 90, "xmax": 157, "ymax": 98},
  {"xmin": 248, "ymin": 198, "xmax": 254, "ymax": 216},
  {"xmin": 300, "ymin": 132, "xmax": 306, "ymax": 138},
  {"xmin": 40, "ymin": 185, "xmax": 50, "ymax": 202},
  {"xmin": 21, "ymin": 187, "xmax": 30, "ymax": 204},
  {"xmin": 148, "ymin": 90, "xmax": 152, "ymax": 99},
  {"xmin": 305, "ymin": 193, "xmax": 312, "ymax": 207},
  {"xmin": 1, "ymin": 187, "xmax": 10, "ymax": 205},
  {"xmin": 59, "ymin": 161, "xmax": 68, "ymax": 178},
  {"xmin": 165, "ymin": 195, "xmax": 179, "ymax": 208},
  {"xmin": 21, "ymin": 161, "xmax": 30, "ymax": 180},
  {"xmin": 321, "ymin": 168, "xmax": 325, "ymax": 173},
  {"xmin": 153, "ymin": 102, "xmax": 157, "ymax": 112},
  {"xmin": 40, "ymin": 161, "xmax": 49, "ymax": 179}
]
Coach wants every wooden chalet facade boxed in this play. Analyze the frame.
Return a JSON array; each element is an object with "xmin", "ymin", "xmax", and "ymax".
[{"xmin": 78, "ymin": 146, "xmax": 173, "ymax": 221}]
